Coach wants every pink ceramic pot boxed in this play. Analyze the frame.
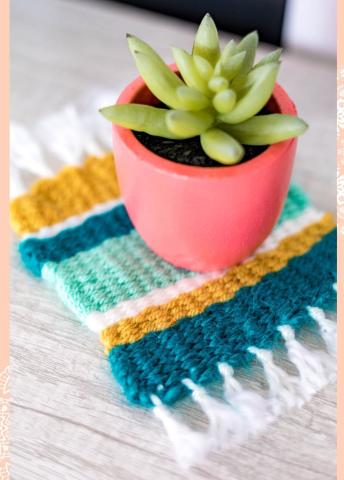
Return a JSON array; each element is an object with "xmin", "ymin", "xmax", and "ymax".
[{"xmin": 112, "ymin": 68, "xmax": 298, "ymax": 272}]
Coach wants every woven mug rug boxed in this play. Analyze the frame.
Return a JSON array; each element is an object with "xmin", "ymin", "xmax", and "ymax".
[{"xmin": 10, "ymin": 97, "xmax": 337, "ymax": 467}]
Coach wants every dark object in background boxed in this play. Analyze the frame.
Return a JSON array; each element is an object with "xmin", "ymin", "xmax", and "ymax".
[{"xmin": 108, "ymin": 0, "xmax": 287, "ymax": 46}]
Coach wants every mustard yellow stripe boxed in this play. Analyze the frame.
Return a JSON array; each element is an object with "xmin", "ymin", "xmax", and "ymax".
[
  {"xmin": 10, "ymin": 153, "xmax": 119, "ymax": 236},
  {"xmin": 101, "ymin": 213, "xmax": 335, "ymax": 351}
]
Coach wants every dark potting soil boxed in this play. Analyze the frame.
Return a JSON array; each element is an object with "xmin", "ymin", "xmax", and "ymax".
[{"xmin": 134, "ymin": 106, "xmax": 270, "ymax": 167}]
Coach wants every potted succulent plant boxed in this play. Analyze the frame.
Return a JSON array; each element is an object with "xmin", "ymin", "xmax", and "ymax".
[{"xmin": 100, "ymin": 14, "xmax": 307, "ymax": 272}]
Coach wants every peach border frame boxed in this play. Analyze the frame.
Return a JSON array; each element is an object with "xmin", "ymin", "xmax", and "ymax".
[
  {"xmin": 338, "ymin": 1, "xmax": 343, "ymax": 479},
  {"xmin": 0, "ymin": 0, "xmax": 9, "ymax": 478},
  {"xmin": 0, "ymin": 2, "xmax": 341, "ymax": 479}
]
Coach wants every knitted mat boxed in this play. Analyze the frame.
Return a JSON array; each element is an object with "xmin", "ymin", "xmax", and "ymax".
[{"xmin": 10, "ymin": 99, "xmax": 337, "ymax": 468}]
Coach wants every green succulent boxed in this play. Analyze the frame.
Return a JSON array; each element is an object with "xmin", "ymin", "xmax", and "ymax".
[{"xmin": 100, "ymin": 13, "xmax": 308, "ymax": 165}]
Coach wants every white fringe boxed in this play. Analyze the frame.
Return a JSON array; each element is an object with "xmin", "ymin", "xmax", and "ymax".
[
  {"xmin": 10, "ymin": 163, "xmax": 27, "ymax": 199},
  {"xmin": 10, "ymin": 88, "xmax": 118, "ymax": 199},
  {"xmin": 77, "ymin": 88, "xmax": 118, "ymax": 151},
  {"xmin": 308, "ymin": 306, "xmax": 337, "ymax": 356},
  {"xmin": 248, "ymin": 346, "xmax": 302, "ymax": 413},
  {"xmin": 218, "ymin": 363, "xmax": 270, "ymax": 434},
  {"xmin": 10, "ymin": 123, "xmax": 53, "ymax": 176},
  {"xmin": 151, "ymin": 394, "xmax": 210, "ymax": 469},
  {"xmin": 278, "ymin": 325, "xmax": 332, "ymax": 401},
  {"xmin": 34, "ymin": 105, "xmax": 102, "ymax": 166},
  {"xmin": 182, "ymin": 378, "xmax": 245, "ymax": 446},
  {"xmin": 10, "ymin": 123, "xmax": 55, "ymax": 198},
  {"xmin": 152, "ymin": 309, "xmax": 336, "ymax": 468}
]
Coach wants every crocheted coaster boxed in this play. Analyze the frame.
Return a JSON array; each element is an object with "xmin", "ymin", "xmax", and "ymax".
[{"xmin": 11, "ymin": 151, "xmax": 337, "ymax": 466}]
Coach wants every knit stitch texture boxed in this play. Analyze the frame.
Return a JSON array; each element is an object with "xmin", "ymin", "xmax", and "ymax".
[{"xmin": 10, "ymin": 153, "xmax": 337, "ymax": 409}]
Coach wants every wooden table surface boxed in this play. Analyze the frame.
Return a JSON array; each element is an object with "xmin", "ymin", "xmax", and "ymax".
[{"xmin": 10, "ymin": 0, "xmax": 337, "ymax": 479}]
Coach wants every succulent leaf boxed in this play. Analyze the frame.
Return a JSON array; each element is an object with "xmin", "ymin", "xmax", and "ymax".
[
  {"xmin": 193, "ymin": 54, "xmax": 214, "ymax": 81},
  {"xmin": 240, "ymin": 60, "xmax": 281, "ymax": 91},
  {"xmin": 219, "ymin": 62, "xmax": 280, "ymax": 124},
  {"xmin": 208, "ymin": 76, "xmax": 229, "ymax": 93},
  {"xmin": 221, "ymin": 40, "xmax": 237, "ymax": 61},
  {"xmin": 172, "ymin": 47, "xmax": 209, "ymax": 94},
  {"xmin": 214, "ymin": 41, "xmax": 238, "ymax": 76},
  {"xmin": 200, "ymin": 128, "xmax": 244, "ymax": 164},
  {"xmin": 127, "ymin": 34, "xmax": 164, "ymax": 60},
  {"xmin": 101, "ymin": 20, "xmax": 307, "ymax": 166},
  {"xmin": 176, "ymin": 85, "xmax": 210, "ymax": 111},
  {"xmin": 130, "ymin": 50, "xmax": 186, "ymax": 110},
  {"xmin": 235, "ymin": 31, "xmax": 259, "ymax": 73},
  {"xmin": 192, "ymin": 13, "xmax": 220, "ymax": 65},
  {"xmin": 166, "ymin": 109, "xmax": 215, "ymax": 138},
  {"xmin": 254, "ymin": 48, "xmax": 282, "ymax": 69},
  {"xmin": 220, "ymin": 114, "xmax": 308, "ymax": 145},
  {"xmin": 213, "ymin": 89, "xmax": 236, "ymax": 114},
  {"xmin": 231, "ymin": 31, "xmax": 259, "ymax": 89},
  {"xmin": 99, "ymin": 104, "xmax": 183, "ymax": 139},
  {"xmin": 221, "ymin": 51, "xmax": 246, "ymax": 80}
]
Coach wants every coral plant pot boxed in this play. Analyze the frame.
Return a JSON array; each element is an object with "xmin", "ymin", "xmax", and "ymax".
[{"xmin": 112, "ymin": 67, "xmax": 298, "ymax": 272}]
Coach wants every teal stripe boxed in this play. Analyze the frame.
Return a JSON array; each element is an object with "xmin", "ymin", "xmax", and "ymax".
[
  {"xmin": 109, "ymin": 229, "xmax": 336, "ymax": 408},
  {"xmin": 19, "ymin": 204, "xmax": 133, "ymax": 277},
  {"xmin": 43, "ymin": 184, "xmax": 309, "ymax": 318},
  {"xmin": 43, "ymin": 230, "xmax": 196, "ymax": 317},
  {"xmin": 20, "ymin": 184, "xmax": 307, "ymax": 278}
]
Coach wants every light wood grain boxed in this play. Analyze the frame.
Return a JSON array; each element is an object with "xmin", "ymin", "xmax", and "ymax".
[{"xmin": 10, "ymin": 0, "xmax": 336, "ymax": 479}]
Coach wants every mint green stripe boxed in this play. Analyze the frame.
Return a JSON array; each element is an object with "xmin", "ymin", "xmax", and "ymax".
[
  {"xmin": 276, "ymin": 184, "xmax": 309, "ymax": 226},
  {"xmin": 43, "ymin": 184, "xmax": 309, "ymax": 318},
  {"xmin": 43, "ymin": 230, "xmax": 196, "ymax": 317}
]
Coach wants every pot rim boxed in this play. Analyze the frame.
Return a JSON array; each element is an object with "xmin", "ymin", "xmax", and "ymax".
[{"xmin": 113, "ymin": 65, "xmax": 297, "ymax": 179}]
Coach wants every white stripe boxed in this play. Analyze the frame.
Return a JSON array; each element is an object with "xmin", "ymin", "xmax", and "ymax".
[
  {"xmin": 85, "ymin": 207, "xmax": 324, "ymax": 332},
  {"xmin": 23, "ymin": 199, "xmax": 123, "ymax": 240}
]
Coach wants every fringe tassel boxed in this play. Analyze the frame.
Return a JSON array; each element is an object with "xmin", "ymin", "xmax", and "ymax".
[
  {"xmin": 77, "ymin": 88, "xmax": 118, "ymax": 151},
  {"xmin": 35, "ymin": 105, "xmax": 103, "ymax": 166},
  {"xmin": 152, "ymin": 307, "xmax": 336, "ymax": 468},
  {"xmin": 218, "ymin": 363, "xmax": 270, "ymax": 434},
  {"xmin": 182, "ymin": 378, "xmax": 245, "ymax": 446},
  {"xmin": 248, "ymin": 346, "xmax": 302, "ymax": 412},
  {"xmin": 150, "ymin": 394, "xmax": 210, "ymax": 469},
  {"xmin": 10, "ymin": 123, "xmax": 53, "ymax": 177},
  {"xmin": 10, "ymin": 123, "xmax": 55, "ymax": 198},
  {"xmin": 10, "ymin": 164, "xmax": 28, "ymax": 199},
  {"xmin": 278, "ymin": 324, "xmax": 335, "ymax": 400},
  {"xmin": 308, "ymin": 306, "xmax": 337, "ymax": 356},
  {"xmin": 10, "ymin": 89, "xmax": 116, "ymax": 197}
]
